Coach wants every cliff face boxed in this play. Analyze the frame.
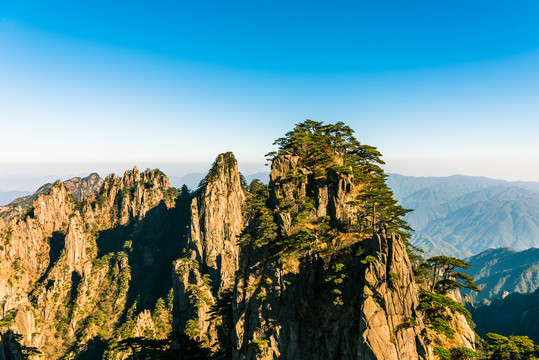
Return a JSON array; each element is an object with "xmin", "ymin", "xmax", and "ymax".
[
  {"xmin": 231, "ymin": 153, "xmax": 434, "ymax": 360},
  {"xmin": 269, "ymin": 154, "xmax": 357, "ymax": 235},
  {"xmin": 173, "ymin": 152, "xmax": 245, "ymax": 347},
  {"xmin": 0, "ymin": 167, "xmax": 184, "ymax": 359},
  {"xmin": 189, "ymin": 152, "xmax": 245, "ymax": 292}
]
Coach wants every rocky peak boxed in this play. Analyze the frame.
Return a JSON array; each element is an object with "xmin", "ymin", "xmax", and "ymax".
[
  {"xmin": 189, "ymin": 152, "xmax": 245, "ymax": 291},
  {"xmin": 32, "ymin": 180, "xmax": 74, "ymax": 233},
  {"xmin": 0, "ymin": 173, "xmax": 103, "ymax": 224},
  {"xmin": 174, "ymin": 152, "xmax": 245, "ymax": 347},
  {"xmin": 96, "ymin": 167, "xmax": 171, "ymax": 225},
  {"xmin": 63, "ymin": 173, "xmax": 103, "ymax": 201},
  {"xmin": 269, "ymin": 152, "xmax": 358, "ymax": 236}
]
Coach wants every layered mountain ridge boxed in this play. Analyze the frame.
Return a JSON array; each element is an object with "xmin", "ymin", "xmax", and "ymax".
[
  {"xmin": 387, "ymin": 174, "xmax": 539, "ymax": 257},
  {"xmin": 463, "ymin": 247, "xmax": 539, "ymax": 303}
]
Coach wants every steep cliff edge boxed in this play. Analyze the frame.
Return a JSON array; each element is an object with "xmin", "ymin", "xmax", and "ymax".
[
  {"xmin": 173, "ymin": 152, "xmax": 245, "ymax": 348},
  {"xmin": 229, "ymin": 121, "xmax": 476, "ymax": 359},
  {"xmin": 231, "ymin": 136, "xmax": 430, "ymax": 359}
]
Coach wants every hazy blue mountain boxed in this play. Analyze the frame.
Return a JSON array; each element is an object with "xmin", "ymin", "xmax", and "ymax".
[
  {"xmin": 169, "ymin": 173, "xmax": 206, "ymax": 189},
  {"xmin": 0, "ymin": 191, "xmax": 32, "ymax": 206},
  {"xmin": 463, "ymin": 247, "xmax": 539, "ymax": 302},
  {"xmin": 0, "ymin": 175, "xmax": 61, "ymax": 192},
  {"xmin": 411, "ymin": 232, "xmax": 464, "ymax": 258},
  {"xmin": 387, "ymin": 174, "xmax": 505, "ymax": 204},
  {"xmin": 387, "ymin": 174, "xmax": 539, "ymax": 257},
  {"xmin": 387, "ymin": 174, "xmax": 507, "ymax": 232},
  {"xmin": 244, "ymin": 171, "xmax": 270, "ymax": 185},
  {"xmin": 420, "ymin": 197, "xmax": 539, "ymax": 254}
]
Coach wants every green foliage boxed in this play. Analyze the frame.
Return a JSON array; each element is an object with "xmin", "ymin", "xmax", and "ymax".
[
  {"xmin": 433, "ymin": 317, "xmax": 455, "ymax": 339},
  {"xmin": 165, "ymin": 288, "xmax": 174, "ymax": 309},
  {"xmin": 361, "ymin": 255, "xmax": 378, "ymax": 264},
  {"xmin": 256, "ymin": 287, "xmax": 267, "ymax": 301},
  {"xmin": 389, "ymin": 271, "xmax": 400, "ymax": 281},
  {"xmin": 434, "ymin": 346, "xmax": 452, "ymax": 360},
  {"xmin": 270, "ymin": 120, "xmax": 411, "ymax": 236},
  {"xmin": 111, "ymin": 332, "xmax": 211, "ymax": 359},
  {"xmin": 242, "ymin": 181, "xmax": 278, "ymax": 248},
  {"xmin": 0, "ymin": 309, "xmax": 18, "ymax": 327},
  {"xmin": 188, "ymin": 283, "xmax": 213, "ymax": 309},
  {"xmin": 252, "ymin": 338, "xmax": 270, "ymax": 354},
  {"xmin": 482, "ymin": 333, "xmax": 539, "ymax": 359},
  {"xmin": 164, "ymin": 187, "xmax": 179, "ymax": 206},
  {"xmin": 395, "ymin": 316, "xmax": 419, "ymax": 332},
  {"xmin": 427, "ymin": 256, "xmax": 480, "ymax": 294},
  {"xmin": 450, "ymin": 347, "xmax": 478, "ymax": 359},
  {"xmin": 96, "ymin": 192, "xmax": 108, "ymax": 208},
  {"xmin": 175, "ymin": 255, "xmax": 199, "ymax": 276},
  {"xmin": 420, "ymin": 291, "xmax": 472, "ymax": 321},
  {"xmin": 419, "ymin": 290, "xmax": 472, "ymax": 342},
  {"xmin": 185, "ymin": 319, "xmax": 201, "ymax": 339}
]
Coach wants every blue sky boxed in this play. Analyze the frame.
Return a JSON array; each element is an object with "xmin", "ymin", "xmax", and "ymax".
[{"xmin": 1, "ymin": 1, "xmax": 539, "ymax": 180}]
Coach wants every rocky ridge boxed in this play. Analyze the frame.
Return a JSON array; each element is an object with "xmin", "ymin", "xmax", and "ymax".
[
  {"xmin": 0, "ymin": 173, "xmax": 103, "ymax": 224},
  {"xmin": 0, "ymin": 167, "xmax": 181, "ymax": 359},
  {"xmin": 0, "ymin": 122, "xmax": 479, "ymax": 359}
]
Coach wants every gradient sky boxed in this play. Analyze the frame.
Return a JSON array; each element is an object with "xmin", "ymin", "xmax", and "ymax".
[{"xmin": 1, "ymin": 1, "xmax": 539, "ymax": 181}]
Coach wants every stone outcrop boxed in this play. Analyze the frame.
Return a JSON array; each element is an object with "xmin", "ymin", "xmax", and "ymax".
[
  {"xmin": 360, "ymin": 231, "xmax": 430, "ymax": 359},
  {"xmin": 63, "ymin": 173, "xmax": 103, "ymax": 201},
  {"xmin": 189, "ymin": 152, "xmax": 245, "ymax": 291},
  {"xmin": 269, "ymin": 154, "xmax": 358, "ymax": 236},
  {"xmin": 0, "ymin": 167, "xmax": 178, "ymax": 359},
  {"xmin": 232, "ymin": 230, "xmax": 431, "ymax": 359},
  {"xmin": 174, "ymin": 152, "xmax": 245, "ymax": 347},
  {"xmin": 0, "ymin": 173, "xmax": 103, "ymax": 224}
]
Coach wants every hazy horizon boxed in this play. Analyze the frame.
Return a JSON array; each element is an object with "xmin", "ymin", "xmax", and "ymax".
[{"xmin": 1, "ymin": 157, "xmax": 538, "ymax": 193}]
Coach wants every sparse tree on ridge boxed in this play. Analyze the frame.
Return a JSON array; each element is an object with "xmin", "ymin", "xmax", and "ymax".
[{"xmin": 427, "ymin": 255, "xmax": 480, "ymax": 294}]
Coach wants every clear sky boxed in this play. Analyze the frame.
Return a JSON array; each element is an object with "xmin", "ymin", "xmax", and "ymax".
[{"xmin": 1, "ymin": 1, "xmax": 539, "ymax": 181}]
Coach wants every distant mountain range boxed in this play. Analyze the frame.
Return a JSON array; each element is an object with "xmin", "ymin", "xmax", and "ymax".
[
  {"xmin": 462, "ymin": 247, "xmax": 539, "ymax": 303},
  {"xmin": 387, "ymin": 174, "xmax": 539, "ymax": 257}
]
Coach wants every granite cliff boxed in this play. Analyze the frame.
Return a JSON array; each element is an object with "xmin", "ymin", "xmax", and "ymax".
[{"xmin": 0, "ymin": 122, "xmax": 480, "ymax": 359}]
